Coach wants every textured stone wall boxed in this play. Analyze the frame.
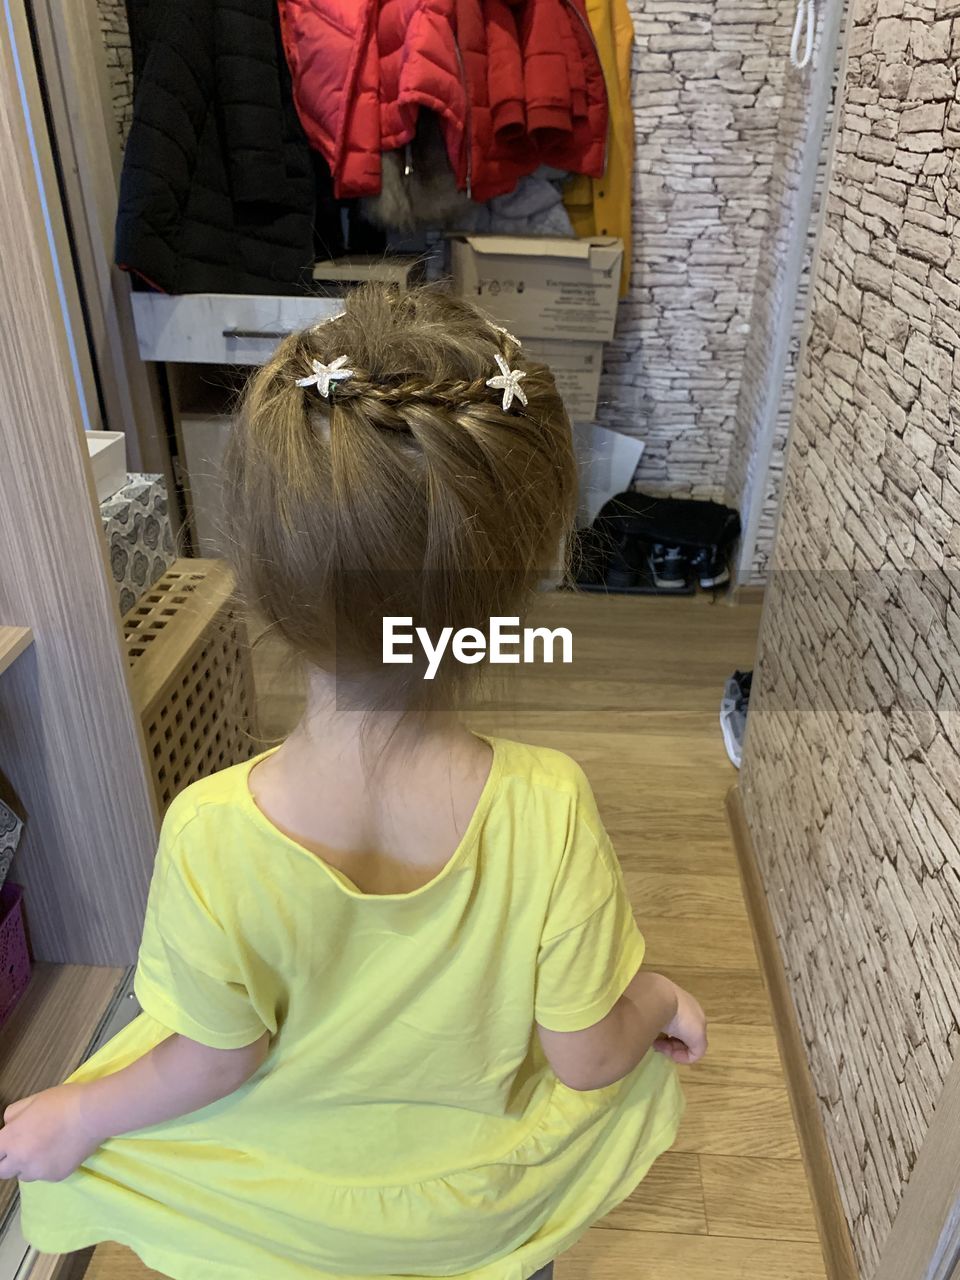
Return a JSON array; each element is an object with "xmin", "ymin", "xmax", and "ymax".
[
  {"xmin": 97, "ymin": 0, "xmax": 133, "ymax": 141},
  {"xmin": 571, "ymin": 0, "xmax": 801, "ymax": 503},
  {"xmin": 741, "ymin": 0, "xmax": 960, "ymax": 1268}
]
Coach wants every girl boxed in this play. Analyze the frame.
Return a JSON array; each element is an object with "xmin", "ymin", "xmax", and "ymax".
[{"xmin": 4, "ymin": 287, "xmax": 706, "ymax": 1280}]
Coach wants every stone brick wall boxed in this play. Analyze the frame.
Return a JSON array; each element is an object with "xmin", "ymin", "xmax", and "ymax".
[
  {"xmin": 97, "ymin": 0, "xmax": 133, "ymax": 141},
  {"xmin": 741, "ymin": 0, "xmax": 960, "ymax": 1267},
  {"xmin": 597, "ymin": 0, "xmax": 799, "ymax": 501}
]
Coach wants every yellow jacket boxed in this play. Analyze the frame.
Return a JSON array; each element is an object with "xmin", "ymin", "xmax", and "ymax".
[{"xmin": 563, "ymin": 0, "xmax": 634, "ymax": 296}]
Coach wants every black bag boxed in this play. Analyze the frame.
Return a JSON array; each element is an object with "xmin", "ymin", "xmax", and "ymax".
[{"xmin": 574, "ymin": 492, "xmax": 741, "ymax": 594}]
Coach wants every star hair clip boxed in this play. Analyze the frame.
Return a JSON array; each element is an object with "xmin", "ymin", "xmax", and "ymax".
[
  {"xmin": 296, "ymin": 355, "xmax": 355, "ymax": 399},
  {"xmin": 490, "ymin": 322, "xmax": 522, "ymax": 348},
  {"xmin": 486, "ymin": 353, "xmax": 528, "ymax": 412}
]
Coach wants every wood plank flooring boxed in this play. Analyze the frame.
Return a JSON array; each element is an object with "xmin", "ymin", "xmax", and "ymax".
[
  {"xmin": 83, "ymin": 594, "xmax": 826, "ymax": 1280},
  {"xmin": 1, "ymin": 965, "xmax": 122, "ymax": 1222}
]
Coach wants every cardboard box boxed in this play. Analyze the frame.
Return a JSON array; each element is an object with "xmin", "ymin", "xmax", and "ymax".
[
  {"xmin": 450, "ymin": 236, "xmax": 623, "ymax": 341},
  {"xmin": 312, "ymin": 255, "xmax": 423, "ymax": 295},
  {"xmin": 522, "ymin": 337, "xmax": 604, "ymax": 421}
]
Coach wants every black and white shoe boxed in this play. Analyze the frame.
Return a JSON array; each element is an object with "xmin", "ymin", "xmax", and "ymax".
[
  {"xmin": 690, "ymin": 544, "xmax": 730, "ymax": 590},
  {"xmin": 648, "ymin": 544, "xmax": 689, "ymax": 590},
  {"xmin": 720, "ymin": 670, "xmax": 752, "ymax": 767}
]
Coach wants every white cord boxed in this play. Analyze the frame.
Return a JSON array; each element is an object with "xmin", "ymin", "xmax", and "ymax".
[{"xmin": 790, "ymin": 0, "xmax": 815, "ymax": 69}]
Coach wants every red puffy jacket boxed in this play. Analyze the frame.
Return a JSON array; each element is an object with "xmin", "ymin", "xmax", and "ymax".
[{"xmin": 277, "ymin": 0, "xmax": 607, "ymax": 201}]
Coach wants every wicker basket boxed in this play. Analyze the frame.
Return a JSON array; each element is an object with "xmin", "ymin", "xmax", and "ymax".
[{"xmin": 124, "ymin": 559, "xmax": 258, "ymax": 814}]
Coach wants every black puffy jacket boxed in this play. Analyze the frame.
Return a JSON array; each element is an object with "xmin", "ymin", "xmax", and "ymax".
[{"xmin": 116, "ymin": 0, "xmax": 315, "ymax": 295}]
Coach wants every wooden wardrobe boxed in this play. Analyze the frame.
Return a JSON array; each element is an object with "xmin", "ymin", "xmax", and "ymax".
[{"xmin": 0, "ymin": 4, "xmax": 159, "ymax": 1276}]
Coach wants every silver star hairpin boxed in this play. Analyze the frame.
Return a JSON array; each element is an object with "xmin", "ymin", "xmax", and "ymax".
[
  {"xmin": 486, "ymin": 353, "xmax": 528, "ymax": 412},
  {"xmin": 309, "ymin": 312, "xmax": 345, "ymax": 331},
  {"xmin": 491, "ymin": 322, "xmax": 522, "ymax": 348},
  {"xmin": 296, "ymin": 355, "xmax": 355, "ymax": 399}
]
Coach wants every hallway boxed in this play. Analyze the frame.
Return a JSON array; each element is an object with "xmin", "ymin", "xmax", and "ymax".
[
  {"xmin": 83, "ymin": 594, "xmax": 825, "ymax": 1280},
  {"xmin": 471, "ymin": 593, "xmax": 826, "ymax": 1280}
]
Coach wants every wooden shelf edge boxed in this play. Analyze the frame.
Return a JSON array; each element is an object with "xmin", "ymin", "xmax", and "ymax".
[
  {"xmin": 0, "ymin": 628, "xmax": 32, "ymax": 678},
  {"xmin": 0, "ymin": 964, "xmax": 123, "ymax": 1224}
]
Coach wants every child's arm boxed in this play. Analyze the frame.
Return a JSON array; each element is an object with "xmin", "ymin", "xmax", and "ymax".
[
  {"xmin": 0, "ymin": 1030, "xmax": 269, "ymax": 1184},
  {"xmin": 538, "ymin": 969, "xmax": 706, "ymax": 1091}
]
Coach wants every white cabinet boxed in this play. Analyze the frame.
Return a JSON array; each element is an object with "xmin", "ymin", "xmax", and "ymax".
[
  {"xmin": 179, "ymin": 410, "xmax": 232, "ymax": 558},
  {"xmin": 131, "ymin": 292, "xmax": 343, "ymax": 365},
  {"xmin": 130, "ymin": 291, "xmax": 347, "ymax": 558}
]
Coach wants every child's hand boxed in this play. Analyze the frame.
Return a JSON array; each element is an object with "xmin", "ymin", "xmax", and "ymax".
[
  {"xmin": 655, "ymin": 985, "xmax": 708, "ymax": 1065},
  {"xmin": 0, "ymin": 1084, "xmax": 100, "ymax": 1182}
]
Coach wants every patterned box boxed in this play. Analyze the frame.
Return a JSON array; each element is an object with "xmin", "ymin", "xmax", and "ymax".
[
  {"xmin": 0, "ymin": 884, "xmax": 31, "ymax": 1028},
  {"xmin": 0, "ymin": 774, "xmax": 24, "ymax": 892},
  {"xmin": 100, "ymin": 472, "xmax": 176, "ymax": 616}
]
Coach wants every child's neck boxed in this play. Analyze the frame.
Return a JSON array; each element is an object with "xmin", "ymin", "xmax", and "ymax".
[
  {"xmin": 291, "ymin": 666, "xmax": 471, "ymax": 766},
  {"xmin": 248, "ymin": 669, "xmax": 494, "ymax": 894}
]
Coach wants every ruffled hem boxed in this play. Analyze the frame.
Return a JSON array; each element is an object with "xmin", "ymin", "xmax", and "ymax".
[
  {"xmin": 22, "ymin": 1058, "xmax": 684, "ymax": 1280},
  {"xmin": 24, "ymin": 1103, "xmax": 678, "ymax": 1280}
]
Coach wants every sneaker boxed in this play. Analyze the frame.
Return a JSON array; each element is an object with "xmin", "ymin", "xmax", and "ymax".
[
  {"xmin": 720, "ymin": 670, "xmax": 752, "ymax": 768},
  {"xmin": 648, "ymin": 544, "xmax": 688, "ymax": 590},
  {"xmin": 606, "ymin": 536, "xmax": 640, "ymax": 590},
  {"xmin": 690, "ymin": 544, "xmax": 731, "ymax": 590}
]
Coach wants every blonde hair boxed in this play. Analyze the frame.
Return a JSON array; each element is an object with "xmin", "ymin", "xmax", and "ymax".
[{"xmin": 223, "ymin": 285, "xmax": 577, "ymax": 709}]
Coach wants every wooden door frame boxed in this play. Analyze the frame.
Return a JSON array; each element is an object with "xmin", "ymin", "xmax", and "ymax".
[{"xmin": 0, "ymin": 0, "xmax": 158, "ymax": 963}]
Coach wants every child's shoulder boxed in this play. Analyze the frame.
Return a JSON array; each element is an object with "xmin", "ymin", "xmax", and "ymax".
[
  {"xmin": 159, "ymin": 754, "xmax": 262, "ymax": 844},
  {"xmin": 491, "ymin": 736, "xmax": 595, "ymax": 803}
]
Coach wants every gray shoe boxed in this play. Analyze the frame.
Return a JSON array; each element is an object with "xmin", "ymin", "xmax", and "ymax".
[{"xmin": 720, "ymin": 670, "xmax": 752, "ymax": 768}]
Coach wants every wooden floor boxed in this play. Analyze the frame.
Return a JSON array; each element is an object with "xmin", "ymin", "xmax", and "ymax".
[{"xmin": 81, "ymin": 594, "xmax": 826, "ymax": 1280}]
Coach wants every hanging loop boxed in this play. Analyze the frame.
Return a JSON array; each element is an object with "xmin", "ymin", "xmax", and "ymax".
[{"xmin": 790, "ymin": 0, "xmax": 816, "ymax": 69}]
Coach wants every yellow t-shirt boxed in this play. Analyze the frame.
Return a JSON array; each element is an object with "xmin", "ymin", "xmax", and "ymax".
[{"xmin": 21, "ymin": 736, "xmax": 683, "ymax": 1280}]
